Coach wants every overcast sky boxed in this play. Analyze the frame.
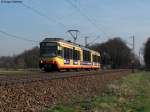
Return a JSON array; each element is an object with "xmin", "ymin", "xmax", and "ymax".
[{"xmin": 0, "ymin": 0, "xmax": 150, "ymax": 56}]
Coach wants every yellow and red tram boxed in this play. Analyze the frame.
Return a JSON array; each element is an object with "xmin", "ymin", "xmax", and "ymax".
[{"xmin": 39, "ymin": 38, "xmax": 101, "ymax": 71}]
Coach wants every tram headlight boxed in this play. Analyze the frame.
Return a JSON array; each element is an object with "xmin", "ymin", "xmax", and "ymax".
[{"xmin": 40, "ymin": 60, "xmax": 43, "ymax": 63}]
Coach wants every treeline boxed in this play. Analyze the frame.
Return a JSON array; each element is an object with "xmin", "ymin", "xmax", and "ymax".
[
  {"xmin": 90, "ymin": 38, "xmax": 140, "ymax": 69},
  {"xmin": 144, "ymin": 37, "xmax": 150, "ymax": 70},
  {"xmin": 0, "ymin": 47, "xmax": 39, "ymax": 69}
]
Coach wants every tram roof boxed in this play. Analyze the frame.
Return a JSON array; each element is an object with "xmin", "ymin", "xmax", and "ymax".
[{"xmin": 41, "ymin": 38, "xmax": 99, "ymax": 54}]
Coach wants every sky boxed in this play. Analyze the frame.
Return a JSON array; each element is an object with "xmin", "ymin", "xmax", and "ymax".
[{"xmin": 0, "ymin": 0, "xmax": 150, "ymax": 56}]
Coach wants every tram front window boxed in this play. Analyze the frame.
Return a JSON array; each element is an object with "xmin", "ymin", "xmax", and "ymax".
[{"xmin": 40, "ymin": 42, "xmax": 58, "ymax": 57}]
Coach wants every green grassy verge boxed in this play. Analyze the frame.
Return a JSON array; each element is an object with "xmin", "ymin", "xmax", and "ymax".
[{"xmin": 47, "ymin": 72, "xmax": 150, "ymax": 112}]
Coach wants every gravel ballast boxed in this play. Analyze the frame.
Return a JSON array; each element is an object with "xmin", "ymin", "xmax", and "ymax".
[{"xmin": 0, "ymin": 70, "xmax": 130, "ymax": 112}]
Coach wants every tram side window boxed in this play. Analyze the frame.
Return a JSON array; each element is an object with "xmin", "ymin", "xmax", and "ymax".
[
  {"xmin": 93, "ymin": 55, "xmax": 97, "ymax": 62},
  {"xmin": 77, "ymin": 51, "xmax": 80, "ymax": 60},
  {"xmin": 73, "ymin": 50, "xmax": 79, "ymax": 60},
  {"xmin": 83, "ymin": 50, "xmax": 91, "ymax": 62},
  {"xmin": 73, "ymin": 50, "xmax": 80, "ymax": 60},
  {"xmin": 88, "ymin": 52, "xmax": 91, "ymax": 61},
  {"xmin": 83, "ymin": 50, "xmax": 86, "ymax": 61},
  {"xmin": 73, "ymin": 50, "xmax": 77, "ymax": 60},
  {"xmin": 64, "ymin": 48, "xmax": 68, "ymax": 59},
  {"xmin": 93, "ymin": 55, "xmax": 95, "ymax": 62},
  {"xmin": 69, "ymin": 49, "xmax": 73, "ymax": 59},
  {"xmin": 64, "ymin": 47, "xmax": 73, "ymax": 59},
  {"xmin": 98, "ymin": 56, "xmax": 101, "ymax": 63},
  {"xmin": 57, "ymin": 48, "xmax": 62, "ymax": 56},
  {"xmin": 93, "ymin": 55, "xmax": 100, "ymax": 63}
]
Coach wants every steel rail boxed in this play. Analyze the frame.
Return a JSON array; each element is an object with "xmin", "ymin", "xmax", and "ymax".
[{"xmin": 0, "ymin": 69, "xmax": 130, "ymax": 86}]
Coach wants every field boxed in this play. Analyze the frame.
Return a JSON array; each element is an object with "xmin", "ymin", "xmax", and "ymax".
[
  {"xmin": 0, "ymin": 70, "xmax": 130, "ymax": 112},
  {"xmin": 48, "ymin": 71, "xmax": 150, "ymax": 112}
]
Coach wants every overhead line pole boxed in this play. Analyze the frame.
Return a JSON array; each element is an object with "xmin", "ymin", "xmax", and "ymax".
[
  {"xmin": 84, "ymin": 36, "xmax": 89, "ymax": 47},
  {"xmin": 133, "ymin": 35, "xmax": 135, "ymax": 53},
  {"xmin": 131, "ymin": 35, "xmax": 135, "ymax": 73},
  {"xmin": 125, "ymin": 36, "xmax": 135, "ymax": 72}
]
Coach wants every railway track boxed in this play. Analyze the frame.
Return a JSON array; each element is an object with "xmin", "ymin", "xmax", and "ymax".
[{"xmin": 0, "ymin": 69, "xmax": 130, "ymax": 86}]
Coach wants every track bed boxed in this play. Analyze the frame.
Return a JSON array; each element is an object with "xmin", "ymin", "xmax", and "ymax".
[{"xmin": 0, "ymin": 69, "xmax": 128, "ymax": 85}]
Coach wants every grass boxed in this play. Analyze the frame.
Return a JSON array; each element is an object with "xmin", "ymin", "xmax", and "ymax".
[
  {"xmin": 47, "ymin": 71, "xmax": 150, "ymax": 112},
  {"xmin": 0, "ymin": 68, "xmax": 41, "ymax": 76}
]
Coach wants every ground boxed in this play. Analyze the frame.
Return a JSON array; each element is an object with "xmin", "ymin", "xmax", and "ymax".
[
  {"xmin": 48, "ymin": 71, "xmax": 150, "ymax": 112},
  {"xmin": 0, "ymin": 70, "xmax": 129, "ymax": 112}
]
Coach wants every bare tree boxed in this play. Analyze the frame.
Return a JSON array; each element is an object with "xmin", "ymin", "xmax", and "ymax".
[
  {"xmin": 90, "ymin": 38, "xmax": 133, "ymax": 69},
  {"xmin": 144, "ymin": 37, "xmax": 150, "ymax": 70},
  {"xmin": 0, "ymin": 46, "xmax": 40, "ymax": 69}
]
